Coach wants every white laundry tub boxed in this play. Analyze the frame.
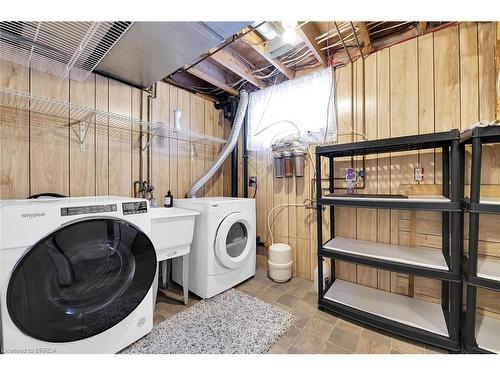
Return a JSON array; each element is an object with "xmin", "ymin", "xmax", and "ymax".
[{"xmin": 149, "ymin": 207, "xmax": 199, "ymax": 261}]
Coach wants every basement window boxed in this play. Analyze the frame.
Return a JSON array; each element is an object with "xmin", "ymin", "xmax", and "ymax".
[{"xmin": 247, "ymin": 67, "xmax": 336, "ymax": 151}]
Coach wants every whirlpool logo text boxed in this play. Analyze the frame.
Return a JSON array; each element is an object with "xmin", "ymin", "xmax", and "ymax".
[{"xmin": 20, "ymin": 212, "xmax": 46, "ymax": 219}]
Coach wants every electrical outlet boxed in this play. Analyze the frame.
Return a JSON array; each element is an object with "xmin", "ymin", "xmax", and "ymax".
[
  {"xmin": 414, "ymin": 167, "xmax": 424, "ymax": 182},
  {"xmin": 249, "ymin": 176, "xmax": 257, "ymax": 187}
]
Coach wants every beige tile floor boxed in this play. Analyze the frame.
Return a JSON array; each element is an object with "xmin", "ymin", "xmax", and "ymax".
[{"xmin": 153, "ymin": 264, "xmax": 448, "ymax": 354}]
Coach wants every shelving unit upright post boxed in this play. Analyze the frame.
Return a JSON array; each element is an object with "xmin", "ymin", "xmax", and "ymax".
[{"xmin": 460, "ymin": 126, "xmax": 500, "ymax": 354}]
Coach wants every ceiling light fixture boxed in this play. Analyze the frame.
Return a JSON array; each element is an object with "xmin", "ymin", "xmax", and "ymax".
[{"xmin": 281, "ymin": 21, "xmax": 298, "ymax": 44}]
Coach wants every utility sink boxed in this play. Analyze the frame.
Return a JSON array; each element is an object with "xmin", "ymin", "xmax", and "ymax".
[{"xmin": 149, "ymin": 207, "xmax": 199, "ymax": 262}]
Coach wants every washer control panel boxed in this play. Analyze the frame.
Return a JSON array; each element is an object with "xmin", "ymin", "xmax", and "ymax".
[
  {"xmin": 60, "ymin": 204, "xmax": 117, "ymax": 216},
  {"xmin": 122, "ymin": 201, "xmax": 148, "ymax": 215}
]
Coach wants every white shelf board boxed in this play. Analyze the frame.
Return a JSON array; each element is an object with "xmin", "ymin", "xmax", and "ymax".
[
  {"xmin": 323, "ymin": 195, "xmax": 451, "ymax": 203},
  {"xmin": 324, "ymin": 237, "xmax": 449, "ymax": 270},
  {"xmin": 477, "ymin": 256, "xmax": 500, "ymax": 282},
  {"xmin": 476, "ymin": 314, "xmax": 500, "ymax": 353},
  {"xmin": 479, "ymin": 197, "xmax": 500, "ymax": 205},
  {"xmin": 324, "ymin": 279, "xmax": 449, "ymax": 337}
]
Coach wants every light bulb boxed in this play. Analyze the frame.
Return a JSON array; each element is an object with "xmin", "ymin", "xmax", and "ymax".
[
  {"xmin": 281, "ymin": 21, "xmax": 298, "ymax": 44},
  {"xmin": 283, "ymin": 27, "xmax": 298, "ymax": 44},
  {"xmin": 281, "ymin": 21, "xmax": 297, "ymax": 30}
]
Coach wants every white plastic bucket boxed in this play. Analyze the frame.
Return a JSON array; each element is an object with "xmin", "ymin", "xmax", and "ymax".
[
  {"xmin": 268, "ymin": 243, "xmax": 293, "ymax": 282},
  {"xmin": 268, "ymin": 260, "xmax": 293, "ymax": 283}
]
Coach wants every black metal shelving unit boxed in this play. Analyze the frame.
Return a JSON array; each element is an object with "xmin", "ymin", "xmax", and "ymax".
[
  {"xmin": 460, "ymin": 126, "xmax": 500, "ymax": 354},
  {"xmin": 315, "ymin": 129, "xmax": 463, "ymax": 353}
]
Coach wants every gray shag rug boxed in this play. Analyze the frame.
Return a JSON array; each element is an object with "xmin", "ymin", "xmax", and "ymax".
[{"xmin": 121, "ymin": 289, "xmax": 295, "ymax": 354}]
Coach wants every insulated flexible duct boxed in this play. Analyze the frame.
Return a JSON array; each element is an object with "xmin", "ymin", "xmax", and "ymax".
[{"xmin": 187, "ymin": 90, "xmax": 249, "ymax": 198}]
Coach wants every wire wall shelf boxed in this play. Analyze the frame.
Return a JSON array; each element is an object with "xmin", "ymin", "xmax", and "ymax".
[{"xmin": 0, "ymin": 87, "xmax": 227, "ymax": 151}]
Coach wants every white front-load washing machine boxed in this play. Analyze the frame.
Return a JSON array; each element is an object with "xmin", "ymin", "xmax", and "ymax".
[
  {"xmin": 172, "ymin": 197, "xmax": 256, "ymax": 299},
  {"xmin": 0, "ymin": 196, "xmax": 157, "ymax": 354}
]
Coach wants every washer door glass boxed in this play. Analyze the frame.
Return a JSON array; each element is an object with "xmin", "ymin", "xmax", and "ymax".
[
  {"xmin": 215, "ymin": 212, "xmax": 254, "ymax": 269},
  {"xmin": 7, "ymin": 218, "xmax": 157, "ymax": 343},
  {"xmin": 226, "ymin": 222, "xmax": 248, "ymax": 258}
]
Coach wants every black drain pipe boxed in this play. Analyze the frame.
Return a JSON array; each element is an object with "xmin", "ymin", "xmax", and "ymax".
[
  {"xmin": 215, "ymin": 95, "xmax": 242, "ymax": 198},
  {"xmin": 231, "ymin": 143, "xmax": 238, "ymax": 197},
  {"xmin": 242, "ymin": 111, "xmax": 249, "ymax": 198}
]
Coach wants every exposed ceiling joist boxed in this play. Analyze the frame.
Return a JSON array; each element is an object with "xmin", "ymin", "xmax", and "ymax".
[
  {"xmin": 241, "ymin": 28, "xmax": 295, "ymax": 80},
  {"xmin": 419, "ymin": 21, "xmax": 427, "ymax": 34},
  {"xmin": 209, "ymin": 47, "xmax": 267, "ymax": 89},
  {"xmin": 297, "ymin": 22, "xmax": 328, "ymax": 66},
  {"xmin": 186, "ymin": 60, "xmax": 239, "ymax": 96},
  {"xmin": 356, "ymin": 22, "xmax": 372, "ymax": 53}
]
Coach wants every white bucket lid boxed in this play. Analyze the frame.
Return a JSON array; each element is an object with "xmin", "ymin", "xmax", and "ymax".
[{"xmin": 269, "ymin": 242, "xmax": 291, "ymax": 251}]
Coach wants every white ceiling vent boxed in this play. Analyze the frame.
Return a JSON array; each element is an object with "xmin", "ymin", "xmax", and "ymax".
[{"xmin": 0, "ymin": 21, "xmax": 132, "ymax": 81}]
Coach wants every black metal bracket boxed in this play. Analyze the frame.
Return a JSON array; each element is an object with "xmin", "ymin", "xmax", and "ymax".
[{"xmin": 319, "ymin": 248, "xmax": 461, "ymax": 282}]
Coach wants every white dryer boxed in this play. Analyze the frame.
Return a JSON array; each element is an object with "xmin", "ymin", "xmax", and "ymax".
[
  {"xmin": 0, "ymin": 196, "xmax": 157, "ymax": 354},
  {"xmin": 172, "ymin": 197, "xmax": 256, "ymax": 299}
]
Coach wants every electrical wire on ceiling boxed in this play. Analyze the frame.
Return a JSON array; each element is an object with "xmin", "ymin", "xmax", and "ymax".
[
  {"xmin": 282, "ymin": 49, "xmax": 312, "ymax": 65},
  {"xmin": 251, "ymin": 64, "xmax": 274, "ymax": 74},
  {"xmin": 189, "ymin": 76, "xmax": 245, "ymax": 95},
  {"xmin": 167, "ymin": 75, "xmax": 226, "ymax": 99},
  {"xmin": 316, "ymin": 22, "xmax": 353, "ymax": 44},
  {"xmin": 232, "ymin": 79, "xmax": 248, "ymax": 91},
  {"xmin": 254, "ymin": 68, "xmax": 280, "ymax": 80},
  {"xmin": 366, "ymin": 21, "xmax": 383, "ymax": 28},
  {"xmin": 231, "ymin": 47, "xmax": 259, "ymax": 70},
  {"xmin": 190, "ymin": 86, "xmax": 225, "ymax": 95},
  {"xmin": 282, "ymin": 44, "xmax": 308, "ymax": 60},
  {"xmin": 284, "ymin": 51, "xmax": 315, "ymax": 68},
  {"xmin": 317, "ymin": 21, "xmax": 416, "ymax": 55},
  {"xmin": 368, "ymin": 21, "xmax": 413, "ymax": 38}
]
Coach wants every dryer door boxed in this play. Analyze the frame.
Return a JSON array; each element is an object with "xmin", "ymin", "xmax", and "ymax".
[
  {"xmin": 6, "ymin": 218, "xmax": 157, "ymax": 343},
  {"xmin": 214, "ymin": 212, "xmax": 254, "ymax": 269}
]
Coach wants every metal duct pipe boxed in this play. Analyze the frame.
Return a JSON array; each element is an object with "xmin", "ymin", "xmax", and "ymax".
[{"xmin": 187, "ymin": 90, "xmax": 249, "ymax": 198}]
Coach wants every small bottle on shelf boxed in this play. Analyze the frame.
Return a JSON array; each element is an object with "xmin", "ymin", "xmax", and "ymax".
[{"xmin": 164, "ymin": 190, "xmax": 173, "ymax": 208}]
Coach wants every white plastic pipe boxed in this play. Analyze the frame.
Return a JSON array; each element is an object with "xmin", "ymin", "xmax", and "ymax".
[{"xmin": 187, "ymin": 90, "xmax": 249, "ymax": 198}]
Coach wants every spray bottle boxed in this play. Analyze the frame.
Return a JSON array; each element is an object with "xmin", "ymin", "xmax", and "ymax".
[{"xmin": 345, "ymin": 167, "xmax": 358, "ymax": 195}]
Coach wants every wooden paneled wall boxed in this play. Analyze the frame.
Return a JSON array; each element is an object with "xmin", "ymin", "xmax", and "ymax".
[
  {"xmin": 0, "ymin": 60, "xmax": 231, "ymax": 202},
  {"xmin": 251, "ymin": 22, "xmax": 499, "ymax": 317}
]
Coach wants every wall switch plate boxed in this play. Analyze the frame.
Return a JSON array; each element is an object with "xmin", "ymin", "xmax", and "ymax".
[
  {"xmin": 249, "ymin": 176, "xmax": 257, "ymax": 187},
  {"xmin": 414, "ymin": 167, "xmax": 424, "ymax": 182}
]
